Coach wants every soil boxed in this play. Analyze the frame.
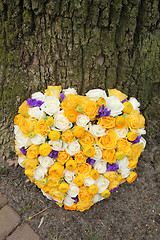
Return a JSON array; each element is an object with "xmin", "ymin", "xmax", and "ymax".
[{"xmin": 0, "ymin": 134, "xmax": 160, "ymax": 240}]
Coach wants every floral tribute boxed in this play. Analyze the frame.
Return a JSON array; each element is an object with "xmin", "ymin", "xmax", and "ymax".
[{"xmin": 14, "ymin": 86, "xmax": 146, "ymax": 211}]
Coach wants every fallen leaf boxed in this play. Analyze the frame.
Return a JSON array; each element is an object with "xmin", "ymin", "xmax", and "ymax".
[
  {"xmin": 6, "ymin": 158, "xmax": 18, "ymax": 167},
  {"xmin": 38, "ymin": 216, "xmax": 44, "ymax": 228}
]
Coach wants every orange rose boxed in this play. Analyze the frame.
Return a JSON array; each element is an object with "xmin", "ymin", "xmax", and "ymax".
[
  {"xmin": 74, "ymin": 151, "xmax": 86, "ymax": 164},
  {"xmin": 78, "ymin": 186, "xmax": 93, "ymax": 202},
  {"xmin": 102, "ymin": 149, "xmax": 116, "ymax": 163},
  {"xmin": 62, "ymin": 129, "xmax": 75, "ymax": 143},
  {"xmin": 83, "ymin": 146, "xmax": 96, "ymax": 157},
  {"xmin": 80, "ymin": 131, "xmax": 95, "ymax": 146},
  {"xmin": 76, "ymin": 201, "xmax": 93, "ymax": 212},
  {"xmin": 64, "ymin": 203, "xmax": 76, "ymax": 211},
  {"xmin": 97, "ymin": 130, "xmax": 118, "ymax": 149},
  {"xmin": 127, "ymin": 143, "xmax": 144, "ymax": 160},
  {"xmin": 64, "ymin": 109, "xmax": 79, "ymax": 123},
  {"xmin": 27, "ymin": 145, "xmax": 39, "ymax": 159},
  {"xmin": 82, "ymin": 100, "xmax": 98, "ymax": 120},
  {"xmin": 57, "ymin": 150, "xmax": 70, "ymax": 165},
  {"xmin": 35, "ymin": 119, "xmax": 50, "ymax": 136},
  {"xmin": 14, "ymin": 114, "xmax": 24, "ymax": 125},
  {"xmin": 19, "ymin": 118, "xmax": 35, "ymax": 136},
  {"xmin": 18, "ymin": 100, "xmax": 30, "ymax": 118},
  {"xmin": 48, "ymin": 175, "xmax": 59, "ymax": 187},
  {"xmin": 61, "ymin": 94, "xmax": 78, "ymax": 111},
  {"xmin": 116, "ymin": 138, "xmax": 132, "ymax": 154},
  {"xmin": 72, "ymin": 126, "xmax": 85, "ymax": 138},
  {"xmin": 108, "ymin": 180, "xmax": 119, "ymax": 191},
  {"xmin": 76, "ymin": 163, "xmax": 91, "ymax": 178},
  {"xmin": 98, "ymin": 116, "xmax": 115, "ymax": 129},
  {"xmin": 49, "ymin": 162, "xmax": 64, "ymax": 178}
]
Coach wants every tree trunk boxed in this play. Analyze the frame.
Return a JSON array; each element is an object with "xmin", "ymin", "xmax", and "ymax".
[{"xmin": 0, "ymin": 0, "xmax": 160, "ymax": 158}]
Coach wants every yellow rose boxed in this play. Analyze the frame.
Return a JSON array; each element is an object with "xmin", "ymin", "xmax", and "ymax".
[
  {"xmin": 48, "ymin": 130, "xmax": 61, "ymax": 141},
  {"xmin": 76, "ymin": 201, "xmax": 93, "ymax": 212},
  {"xmin": 80, "ymin": 131, "xmax": 95, "ymax": 146},
  {"xmin": 66, "ymin": 159, "xmax": 77, "ymax": 171},
  {"xmin": 61, "ymin": 94, "xmax": 78, "ymax": 111},
  {"xmin": 76, "ymin": 163, "xmax": 91, "ymax": 178},
  {"xmin": 108, "ymin": 180, "xmax": 119, "ymax": 191},
  {"xmin": 97, "ymin": 130, "xmax": 118, "ymax": 149},
  {"xmin": 108, "ymin": 89, "xmax": 127, "ymax": 101},
  {"xmin": 78, "ymin": 186, "xmax": 93, "ymax": 202},
  {"xmin": 90, "ymin": 169, "xmax": 99, "ymax": 180},
  {"xmin": 115, "ymin": 116, "xmax": 126, "ymax": 129},
  {"xmin": 64, "ymin": 109, "xmax": 79, "ymax": 123},
  {"xmin": 83, "ymin": 146, "xmax": 96, "ymax": 157},
  {"xmin": 102, "ymin": 149, "xmax": 116, "ymax": 163},
  {"xmin": 72, "ymin": 126, "xmax": 85, "ymax": 138},
  {"xmin": 127, "ymin": 143, "xmax": 144, "ymax": 160},
  {"xmin": 49, "ymin": 188, "xmax": 65, "ymax": 203},
  {"xmin": 74, "ymin": 151, "xmax": 86, "ymax": 164},
  {"xmin": 14, "ymin": 114, "xmax": 24, "ymax": 125},
  {"xmin": 64, "ymin": 203, "xmax": 76, "ymax": 211},
  {"xmin": 127, "ymin": 110, "xmax": 145, "ymax": 130},
  {"xmin": 45, "ymin": 116, "xmax": 54, "ymax": 127},
  {"xmin": 88, "ymin": 185, "xmax": 98, "ymax": 195},
  {"xmin": 24, "ymin": 158, "xmax": 39, "ymax": 170},
  {"xmin": 19, "ymin": 118, "xmax": 35, "ymax": 136},
  {"xmin": 27, "ymin": 145, "xmax": 39, "ymax": 159},
  {"xmin": 18, "ymin": 100, "xmax": 30, "ymax": 118},
  {"xmin": 39, "ymin": 143, "xmax": 52, "ymax": 156},
  {"xmin": 127, "ymin": 171, "xmax": 137, "ymax": 183},
  {"xmin": 73, "ymin": 175, "xmax": 84, "ymax": 186},
  {"xmin": 101, "ymin": 189, "xmax": 110, "ymax": 198},
  {"xmin": 49, "ymin": 162, "xmax": 64, "ymax": 178},
  {"xmin": 59, "ymin": 182, "xmax": 69, "ymax": 193},
  {"xmin": 57, "ymin": 151, "xmax": 70, "ymax": 165},
  {"xmin": 98, "ymin": 116, "xmax": 115, "ymax": 129},
  {"xmin": 103, "ymin": 171, "xmax": 117, "ymax": 182},
  {"xmin": 35, "ymin": 119, "xmax": 50, "ymax": 136},
  {"xmin": 62, "ymin": 129, "xmax": 75, "ymax": 143},
  {"xmin": 116, "ymin": 138, "xmax": 132, "ymax": 154},
  {"xmin": 35, "ymin": 180, "xmax": 46, "ymax": 189},
  {"xmin": 45, "ymin": 86, "xmax": 61, "ymax": 99},
  {"xmin": 48, "ymin": 175, "xmax": 59, "ymax": 187},
  {"xmin": 82, "ymin": 100, "xmax": 98, "ymax": 120}
]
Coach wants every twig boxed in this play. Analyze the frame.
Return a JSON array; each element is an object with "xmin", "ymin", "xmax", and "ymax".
[{"xmin": 28, "ymin": 207, "xmax": 49, "ymax": 220}]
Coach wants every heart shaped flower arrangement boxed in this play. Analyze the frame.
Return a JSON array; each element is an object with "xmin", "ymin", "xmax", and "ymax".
[{"xmin": 14, "ymin": 86, "xmax": 146, "ymax": 211}]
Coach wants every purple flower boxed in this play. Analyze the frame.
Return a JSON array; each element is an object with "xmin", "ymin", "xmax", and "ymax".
[
  {"xmin": 110, "ymin": 186, "xmax": 119, "ymax": 192},
  {"xmin": 97, "ymin": 105, "xmax": 111, "ymax": 118},
  {"xmin": 49, "ymin": 150, "xmax": 58, "ymax": 158},
  {"xmin": 26, "ymin": 98, "xmax": 37, "ymax": 107},
  {"xmin": 52, "ymin": 199, "xmax": 57, "ymax": 203},
  {"xmin": 35, "ymin": 100, "xmax": 44, "ymax": 107},
  {"xmin": 121, "ymin": 99, "xmax": 127, "ymax": 103},
  {"xmin": 71, "ymin": 196, "xmax": 79, "ymax": 202},
  {"xmin": 129, "ymin": 136, "xmax": 141, "ymax": 144},
  {"xmin": 19, "ymin": 147, "xmax": 27, "ymax": 156},
  {"xmin": 60, "ymin": 93, "xmax": 66, "ymax": 101},
  {"xmin": 86, "ymin": 158, "xmax": 96, "ymax": 165},
  {"xmin": 106, "ymin": 163, "xmax": 119, "ymax": 172}
]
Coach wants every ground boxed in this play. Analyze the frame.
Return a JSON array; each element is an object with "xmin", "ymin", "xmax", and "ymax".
[{"xmin": 0, "ymin": 130, "xmax": 160, "ymax": 240}]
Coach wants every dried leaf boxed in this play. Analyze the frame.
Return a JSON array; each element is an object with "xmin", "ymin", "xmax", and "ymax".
[
  {"xmin": 38, "ymin": 216, "xmax": 44, "ymax": 228},
  {"xmin": 7, "ymin": 158, "xmax": 18, "ymax": 167}
]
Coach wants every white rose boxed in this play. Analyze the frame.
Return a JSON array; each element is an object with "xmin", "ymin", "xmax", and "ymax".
[
  {"xmin": 63, "ymin": 169, "xmax": 75, "ymax": 184},
  {"xmin": 106, "ymin": 96, "xmax": 124, "ymax": 117},
  {"xmin": 41, "ymin": 96, "xmax": 60, "ymax": 115},
  {"xmin": 63, "ymin": 195, "xmax": 75, "ymax": 206},
  {"xmin": 140, "ymin": 137, "xmax": 146, "ymax": 149},
  {"xmin": 41, "ymin": 190, "xmax": 52, "ymax": 200},
  {"xmin": 121, "ymin": 168, "xmax": 130, "ymax": 178},
  {"xmin": 84, "ymin": 177, "xmax": 95, "ymax": 186},
  {"xmin": 54, "ymin": 112, "xmax": 72, "ymax": 131},
  {"xmin": 86, "ymin": 89, "xmax": 107, "ymax": 102},
  {"xmin": 31, "ymin": 135, "xmax": 45, "ymax": 145},
  {"xmin": 115, "ymin": 128, "xmax": 128, "ymax": 139},
  {"xmin": 67, "ymin": 183, "xmax": 79, "ymax": 198},
  {"xmin": 38, "ymin": 156, "xmax": 55, "ymax": 168},
  {"xmin": 128, "ymin": 97, "xmax": 140, "ymax": 111},
  {"xmin": 28, "ymin": 107, "xmax": 45, "ymax": 120},
  {"xmin": 63, "ymin": 88, "xmax": 77, "ymax": 95},
  {"xmin": 66, "ymin": 140, "xmax": 80, "ymax": 156},
  {"xmin": 76, "ymin": 114, "xmax": 90, "ymax": 129},
  {"xmin": 89, "ymin": 124, "xmax": 106, "ymax": 137},
  {"xmin": 93, "ymin": 146, "xmax": 102, "ymax": 160},
  {"xmin": 137, "ymin": 129, "xmax": 146, "ymax": 135},
  {"xmin": 33, "ymin": 165, "xmax": 48, "ymax": 181},
  {"xmin": 92, "ymin": 194, "xmax": 104, "ymax": 203},
  {"xmin": 95, "ymin": 176, "xmax": 110, "ymax": 193},
  {"xmin": 116, "ymin": 157, "xmax": 129, "ymax": 170},
  {"xmin": 94, "ymin": 160, "xmax": 107, "ymax": 174},
  {"xmin": 18, "ymin": 157, "xmax": 26, "ymax": 168},
  {"xmin": 48, "ymin": 140, "xmax": 63, "ymax": 151},
  {"xmin": 14, "ymin": 126, "xmax": 32, "ymax": 148},
  {"xmin": 32, "ymin": 92, "xmax": 45, "ymax": 101}
]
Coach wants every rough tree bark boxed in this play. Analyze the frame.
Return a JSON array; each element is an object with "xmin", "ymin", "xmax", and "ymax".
[{"xmin": 0, "ymin": 0, "xmax": 160, "ymax": 158}]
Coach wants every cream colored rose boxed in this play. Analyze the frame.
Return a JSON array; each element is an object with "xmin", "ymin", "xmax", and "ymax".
[
  {"xmin": 41, "ymin": 96, "xmax": 60, "ymax": 115},
  {"xmin": 114, "ymin": 128, "xmax": 128, "ymax": 139},
  {"xmin": 33, "ymin": 165, "xmax": 48, "ymax": 181},
  {"xmin": 63, "ymin": 169, "xmax": 75, "ymax": 183},
  {"xmin": 48, "ymin": 140, "xmax": 63, "ymax": 151},
  {"xmin": 67, "ymin": 183, "xmax": 79, "ymax": 198},
  {"xmin": 18, "ymin": 157, "xmax": 26, "ymax": 168},
  {"xmin": 95, "ymin": 176, "xmax": 110, "ymax": 193},
  {"xmin": 106, "ymin": 96, "xmax": 124, "ymax": 117},
  {"xmin": 129, "ymin": 97, "xmax": 140, "ymax": 111},
  {"xmin": 63, "ymin": 88, "xmax": 77, "ymax": 95},
  {"xmin": 38, "ymin": 156, "xmax": 55, "ymax": 168},
  {"xmin": 86, "ymin": 89, "xmax": 107, "ymax": 102},
  {"xmin": 137, "ymin": 129, "xmax": 146, "ymax": 135},
  {"xmin": 94, "ymin": 160, "xmax": 107, "ymax": 174},
  {"xmin": 32, "ymin": 92, "xmax": 45, "ymax": 101},
  {"xmin": 76, "ymin": 114, "xmax": 90, "ymax": 129},
  {"xmin": 84, "ymin": 177, "xmax": 95, "ymax": 186},
  {"xmin": 66, "ymin": 140, "xmax": 80, "ymax": 156},
  {"xmin": 89, "ymin": 124, "xmax": 106, "ymax": 137},
  {"xmin": 120, "ymin": 168, "xmax": 130, "ymax": 178},
  {"xmin": 31, "ymin": 135, "xmax": 45, "ymax": 145},
  {"xmin": 92, "ymin": 193, "xmax": 104, "ymax": 203},
  {"xmin": 54, "ymin": 112, "xmax": 72, "ymax": 131},
  {"xmin": 28, "ymin": 107, "xmax": 45, "ymax": 120},
  {"xmin": 116, "ymin": 156, "xmax": 129, "ymax": 170},
  {"xmin": 93, "ymin": 146, "xmax": 102, "ymax": 160},
  {"xmin": 63, "ymin": 195, "xmax": 75, "ymax": 206},
  {"xmin": 14, "ymin": 126, "xmax": 32, "ymax": 148}
]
